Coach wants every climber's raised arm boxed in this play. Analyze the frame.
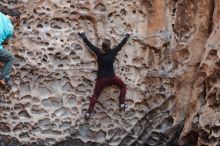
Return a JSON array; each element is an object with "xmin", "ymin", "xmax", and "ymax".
[
  {"xmin": 78, "ymin": 32, "xmax": 100, "ymax": 55},
  {"xmin": 112, "ymin": 33, "xmax": 130, "ymax": 53}
]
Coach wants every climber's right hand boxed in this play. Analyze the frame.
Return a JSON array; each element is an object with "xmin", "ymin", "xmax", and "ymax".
[{"xmin": 78, "ymin": 32, "xmax": 86, "ymax": 38}]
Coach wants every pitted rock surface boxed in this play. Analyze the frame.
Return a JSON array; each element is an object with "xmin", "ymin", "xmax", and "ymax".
[{"xmin": 0, "ymin": 0, "xmax": 220, "ymax": 146}]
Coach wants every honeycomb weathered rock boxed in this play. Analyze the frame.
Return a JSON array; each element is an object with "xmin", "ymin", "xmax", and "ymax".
[{"xmin": 0, "ymin": 0, "xmax": 220, "ymax": 146}]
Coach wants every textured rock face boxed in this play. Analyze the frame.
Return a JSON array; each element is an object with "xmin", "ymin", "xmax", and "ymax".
[{"xmin": 0, "ymin": 0, "xmax": 220, "ymax": 145}]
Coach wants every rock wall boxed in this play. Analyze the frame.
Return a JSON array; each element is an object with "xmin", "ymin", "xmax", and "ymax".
[{"xmin": 0, "ymin": 0, "xmax": 220, "ymax": 146}]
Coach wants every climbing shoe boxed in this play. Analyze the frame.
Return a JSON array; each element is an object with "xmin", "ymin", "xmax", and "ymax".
[
  {"xmin": 84, "ymin": 112, "xmax": 91, "ymax": 120},
  {"xmin": 120, "ymin": 103, "xmax": 128, "ymax": 110}
]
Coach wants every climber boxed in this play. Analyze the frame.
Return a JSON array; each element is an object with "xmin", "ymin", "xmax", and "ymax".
[
  {"xmin": 0, "ymin": 9, "xmax": 21, "ymax": 87},
  {"xmin": 78, "ymin": 31, "xmax": 130, "ymax": 120}
]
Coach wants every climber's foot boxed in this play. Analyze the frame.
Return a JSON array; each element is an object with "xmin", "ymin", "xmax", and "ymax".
[
  {"xmin": 120, "ymin": 103, "xmax": 128, "ymax": 110},
  {"xmin": 84, "ymin": 112, "xmax": 91, "ymax": 120},
  {"xmin": 0, "ymin": 80, "xmax": 10, "ymax": 91},
  {"xmin": 0, "ymin": 78, "xmax": 11, "ymax": 89},
  {"xmin": 0, "ymin": 79, "xmax": 6, "ymax": 86}
]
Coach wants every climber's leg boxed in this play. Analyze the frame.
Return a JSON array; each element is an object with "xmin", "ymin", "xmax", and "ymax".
[
  {"xmin": 85, "ymin": 78, "xmax": 108, "ymax": 119},
  {"xmin": 0, "ymin": 48, "xmax": 14, "ymax": 87},
  {"xmin": 111, "ymin": 76, "xmax": 128, "ymax": 110}
]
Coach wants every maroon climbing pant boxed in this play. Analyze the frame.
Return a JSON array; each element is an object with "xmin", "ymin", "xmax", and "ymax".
[{"xmin": 88, "ymin": 76, "xmax": 126, "ymax": 113}]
